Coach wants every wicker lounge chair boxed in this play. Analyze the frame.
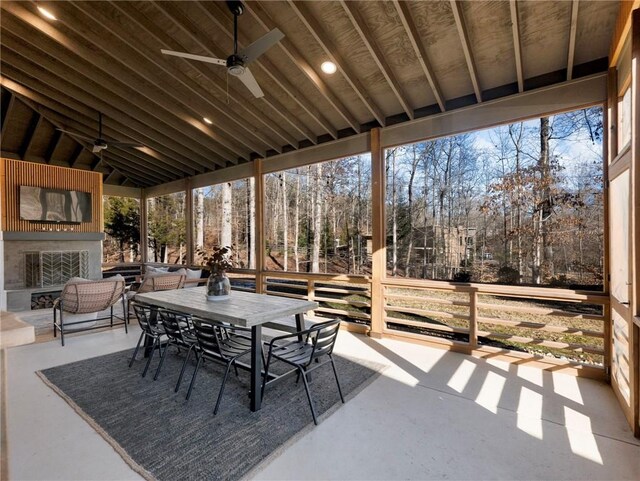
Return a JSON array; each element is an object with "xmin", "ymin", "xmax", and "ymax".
[{"xmin": 53, "ymin": 276, "xmax": 126, "ymax": 346}]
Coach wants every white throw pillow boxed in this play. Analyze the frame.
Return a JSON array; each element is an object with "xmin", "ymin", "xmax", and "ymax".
[
  {"xmin": 144, "ymin": 265, "xmax": 170, "ymax": 279},
  {"xmin": 184, "ymin": 268, "xmax": 202, "ymax": 288}
]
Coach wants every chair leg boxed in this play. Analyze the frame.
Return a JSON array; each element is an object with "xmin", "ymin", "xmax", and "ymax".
[
  {"xmin": 59, "ymin": 310, "xmax": 65, "ymax": 347},
  {"xmin": 142, "ymin": 337, "xmax": 158, "ymax": 378},
  {"xmin": 110, "ymin": 305, "xmax": 114, "ymax": 327},
  {"xmin": 214, "ymin": 361, "xmax": 234, "ymax": 415},
  {"xmin": 186, "ymin": 353, "xmax": 203, "ymax": 401},
  {"xmin": 154, "ymin": 339, "xmax": 173, "ymax": 381},
  {"xmin": 260, "ymin": 351, "xmax": 273, "ymax": 401},
  {"xmin": 299, "ymin": 368, "xmax": 318, "ymax": 425},
  {"xmin": 129, "ymin": 332, "xmax": 145, "ymax": 367},
  {"xmin": 53, "ymin": 308, "xmax": 57, "ymax": 338},
  {"xmin": 330, "ymin": 356, "xmax": 345, "ymax": 403},
  {"xmin": 175, "ymin": 345, "xmax": 194, "ymax": 393}
]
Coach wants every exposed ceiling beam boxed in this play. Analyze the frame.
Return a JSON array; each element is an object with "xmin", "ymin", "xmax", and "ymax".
[
  {"xmin": 0, "ymin": 65, "xmax": 197, "ymax": 179},
  {"xmin": 104, "ymin": 169, "xmax": 119, "ymax": 184},
  {"xmin": 340, "ymin": 1, "xmax": 414, "ymax": 119},
  {"xmin": 242, "ymin": 1, "xmax": 358, "ymax": 135},
  {"xmin": 392, "ymin": 0, "xmax": 446, "ymax": 112},
  {"xmin": 78, "ymin": 0, "xmax": 283, "ymax": 156},
  {"xmin": 0, "ymin": 93, "xmax": 143, "ymax": 185},
  {"xmin": 450, "ymin": 0, "xmax": 482, "ymax": 103},
  {"xmin": 198, "ymin": 1, "xmax": 334, "ymax": 141},
  {"xmin": 12, "ymin": 90, "xmax": 176, "ymax": 185},
  {"xmin": 509, "ymin": 0, "xmax": 524, "ymax": 93},
  {"xmin": 0, "ymin": 2, "xmax": 234, "ymax": 168},
  {"xmin": 567, "ymin": 0, "xmax": 580, "ymax": 80},
  {"xmin": 1, "ymin": 89, "xmax": 15, "ymax": 138},
  {"xmin": 59, "ymin": 1, "xmax": 249, "ymax": 162},
  {"xmin": 288, "ymin": 0, "xmax": 386, "ymax": 126},
  {"xmin": 239, "ymin": 2, "xmax": 344, "ymax": 139},
  {"xmin": 126, "ymin": 0, "xmax": 301, "ymax": 149},
  {"xmin": 44, "ymin": 128, "xmax": 63, "ymax": 164},
  {"xmin": 19, "ymin": 110, "xmax": 43, "ymax": 159},
  {"xmin": 0, "ymin": 22, "xmax": 217, "ymax": 175},
  {"xmin": 69, "ymin": 143, "xmax": 83, "ymax": 168}
]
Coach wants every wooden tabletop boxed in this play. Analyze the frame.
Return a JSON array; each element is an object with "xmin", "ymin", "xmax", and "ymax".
[
  {"xmin": 135, "ymin": 287, "xmax": 318, "ymax": 327},
  {"xmin": 0, "ymin": 312, "xmax": 36, "ymax": 350}
]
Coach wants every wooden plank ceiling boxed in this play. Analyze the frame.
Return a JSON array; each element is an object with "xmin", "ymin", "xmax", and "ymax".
[{"xmin": 0, "ymin": 1, "xmax": 619, "ymax": 187}]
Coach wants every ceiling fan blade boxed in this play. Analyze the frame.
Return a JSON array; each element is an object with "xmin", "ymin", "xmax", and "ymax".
[
  {"xmin": 238, "ymin": 28, "xmax": 284, "ymax": 64},
  {"xmin": 160, "ymin": 49, "xmax": 227, "ymax": 66},
  {"xmin": 55, "ymin": 128, "xmax": 95, "ymax": 142},
  {"xmin": 237, "ymin": 67, "xmax": 264, "ymax": 98}
]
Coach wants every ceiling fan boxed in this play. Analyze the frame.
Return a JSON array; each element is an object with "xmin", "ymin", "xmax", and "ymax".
[
  {"xmin": 160, "ymin": 0, "xmax": 283, "ymax": 98},
  {"xmin": 56, "ymin": 112, "xmax": 142, "ymax": 154}
]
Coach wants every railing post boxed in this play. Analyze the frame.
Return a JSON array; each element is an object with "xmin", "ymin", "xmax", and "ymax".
[
  {"xmin": 307, "ymin": 279, "xmax": 315, "ymax": 318},
  {"xmin": 370, "ymin": 127, "xmax": 385, "ymax": 338},
  {"xmin": 254, "ymin": 158, "xmax": 265, "ymax": 294},
  {"xmin": 469, "ymin": 289, "xmax": 478, "ymax": 349}
]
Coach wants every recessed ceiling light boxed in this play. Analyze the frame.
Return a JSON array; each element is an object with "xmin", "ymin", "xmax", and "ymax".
[
  {"xmin": 37, "ymin": 5, "xmax": 57, "ymax": 21},
  {"xmin": 203, "ymin": 117, "xmax": 213, "ymax": 125},
  {"xmin": 321, "ymin": 61, "xmax": 337, "ymax": 74}
]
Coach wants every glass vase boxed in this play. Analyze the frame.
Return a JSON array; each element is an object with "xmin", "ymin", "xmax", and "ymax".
[{"xmin": 206, "ymin": 271, "xmax": 231, "ymax": 301}]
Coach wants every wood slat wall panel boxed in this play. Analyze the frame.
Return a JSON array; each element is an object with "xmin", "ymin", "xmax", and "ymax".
[{"xmin": 0, "ymin": 158, "xmax": 102, "ymax": 232}]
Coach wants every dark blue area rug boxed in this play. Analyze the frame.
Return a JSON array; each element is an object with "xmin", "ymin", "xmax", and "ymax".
[{"xmin": 38, "ymin": 347, "xmax": 383, "ymax": 480}]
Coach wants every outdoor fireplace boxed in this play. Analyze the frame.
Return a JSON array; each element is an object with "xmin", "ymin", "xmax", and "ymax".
[{"xmin": 24, "ymin": 250, "xmax": 89, "ymax": 288}]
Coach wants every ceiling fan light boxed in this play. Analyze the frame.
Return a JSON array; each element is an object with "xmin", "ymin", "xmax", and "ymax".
[
  {"xmin": 37, "ymin": 5, "xmax": 57, "ymax": 20},
  {"xmin": 203, "ymin": 117, "xmax": 213, "ymax": 125},
  {"xmin": 321, "ymin": 61, "xmax": 337, "ymax": 74}
]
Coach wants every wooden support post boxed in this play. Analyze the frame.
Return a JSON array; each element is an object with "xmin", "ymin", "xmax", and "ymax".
[
  {"xmin": 469, "ymin": 289, "xmax": 478, "ymax": 349},
  {"xmin": 254, "ymin": 159, "xmax": 265, "ymax": 294},
  {"xmin": 185, "ymin": 178, "xmax": 194, "ymax": 267},
  {"xmin": 307, "ymin": 278, "xmax": 315, "ymax": 318},
  {"xmin": 140, "ymin": 188, "xmax": 148, "ymax": 265},
  {"xmin": 630, "ymin": 8, "xmax": 640, "ymax": 436},
  {"xmin": 370, "ymin": 127, "xmax": 385, "ymax": 338},
  {"xmin": 604, "ymin": 66, "xmax": 616, "ymax": 380}
]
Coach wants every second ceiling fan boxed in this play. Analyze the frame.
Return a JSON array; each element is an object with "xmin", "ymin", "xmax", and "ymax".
[{"xmin": 160, "ymin": 1, "xmax": 283, "ymax": 99}]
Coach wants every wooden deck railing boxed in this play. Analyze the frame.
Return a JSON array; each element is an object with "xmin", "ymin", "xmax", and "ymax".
[{"xmin": 102, "ymin": 262, "xmax": 609, "ymax": 378}]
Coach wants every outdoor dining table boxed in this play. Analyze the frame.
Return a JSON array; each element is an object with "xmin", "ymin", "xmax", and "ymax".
[{"xmin": 134, "ymin": 286, "xmax": 318, "ymax": 411}]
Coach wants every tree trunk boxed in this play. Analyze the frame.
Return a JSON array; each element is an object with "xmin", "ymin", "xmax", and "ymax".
[
  {"xmin": 405, "ymin": 145, "xmax": 419, "ymax": 272},
  {"xmin": 282, "ymin": 172, "xmax": 288, "ymax": 271},
  {"xmin": 391, "ymin": 149, "xmax": 398, "ymax": 276},
  {"xmin": 294, "ymin": 172, "xmax": 300, "ymax": 272},
  {"xmin": 312, "ymin": 164, "xmax": 322, "ymax": 272},
  {"xmin": 195, "ymin": 188, "xmax": 204, "ymax": 251},
  {"xmin": 249, "ymin": 178, "xmax": 256, "ymax": 269},
  {"xmin": 221, "ymin": 182, "xmax": 232, "ymax": 247}
]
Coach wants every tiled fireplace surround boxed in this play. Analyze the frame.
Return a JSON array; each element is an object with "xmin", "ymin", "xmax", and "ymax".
[{"xmin": 0, "ymin": 231, "xmax": 104, "ymax": 311}]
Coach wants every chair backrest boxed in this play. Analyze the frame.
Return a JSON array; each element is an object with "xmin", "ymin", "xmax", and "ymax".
[
  {"xmin": 192, "ymin": 319, "xmax": 223, "ymax": 358},
  {"xmin": 61, "ymin": 278, "xmax": 125, "ymax": 314},
  {"xmin": 308, "ymin": 320, "xmax": 341, "ymax": 364},
  {"xmin": 131, "ymin": 302, "xmax": 158, "ymax": 334},
  {"xmin": 137, "ymin": 273, "xmax": 186, "ymax": 294},
  {"xmin": 158, "ymin": 309, "xmax": 192, "ymax": 343}
]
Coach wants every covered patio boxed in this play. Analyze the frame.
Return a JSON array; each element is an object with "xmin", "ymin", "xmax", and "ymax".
[{"xmin": 1, "ymin": 1, "xmax": 639, "ymax": 479}]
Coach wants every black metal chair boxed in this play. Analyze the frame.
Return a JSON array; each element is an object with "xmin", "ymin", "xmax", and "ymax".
[
  {"xmin": 155, "ymin": 309, "xmax": 199, "ymax": 392},
  {"xmin": 128, "ymin": 302, "xmax": 165, "ymax": 377},
  {"xmin": 261, "ymin": 319, "xmax": 344, "ymax": 425},
  {"xmin": 187, "ymin": 319, "xmax": 253, "ymax": 415}
]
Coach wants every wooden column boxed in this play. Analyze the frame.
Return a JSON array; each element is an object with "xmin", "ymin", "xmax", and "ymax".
[
  {"xmin": 185, "ymin": 179, "xmax": 194, "ymax": 267},
  {"xmin": 254, "ymin": 159, "xmax": 265, "ymax": 294},
  {"xmin": 140, "ymin": 188, "xmax": 148, "ymax": 265},
  {"xmin": 630, "ymin": 8, "xmax": 640, "ymax": 435},
  {"xmin": 370, "ymin": 127, "xmax": 385, "ymax": 338},
  {"xmin": 604, "ymin": 66, "xmax": 616, "ymax": 380}
]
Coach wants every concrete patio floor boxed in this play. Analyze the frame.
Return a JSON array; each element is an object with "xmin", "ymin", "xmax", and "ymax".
[{"xmin": 5, "ymin": 323, "xmax": 640, "ymax": 480}]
